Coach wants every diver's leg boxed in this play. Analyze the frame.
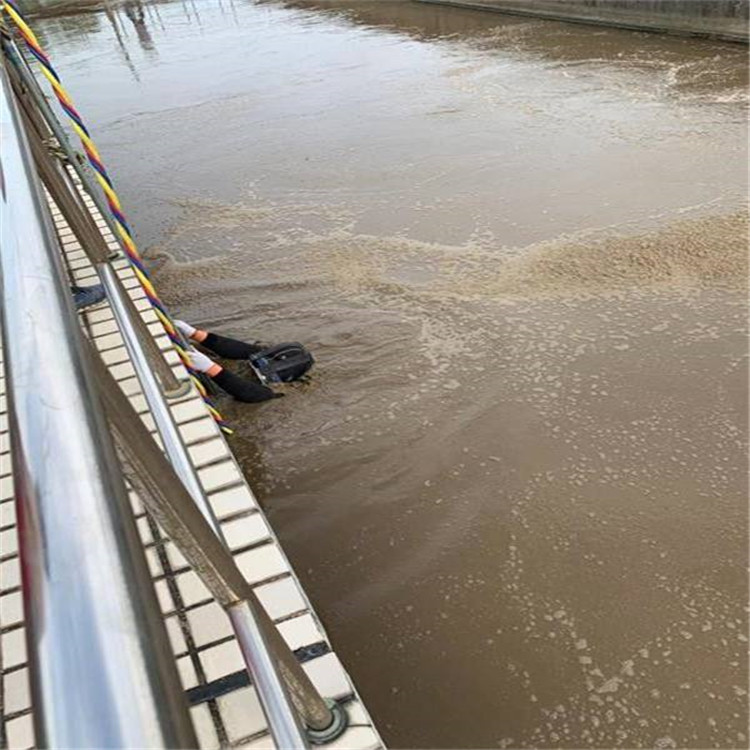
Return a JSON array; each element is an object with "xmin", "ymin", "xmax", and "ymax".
[
  {"xmin": 188, "ymin": 348, "xmax": 281, "ymax": 403},
  {"xmin": 176, "ymin": 319, "xmax": 263, "ymax": 358}
]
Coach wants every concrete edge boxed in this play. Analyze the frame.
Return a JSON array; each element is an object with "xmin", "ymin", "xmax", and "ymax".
[{"xmin": 413, "ymin": 0, "xmax": 750, "ymax": 44}]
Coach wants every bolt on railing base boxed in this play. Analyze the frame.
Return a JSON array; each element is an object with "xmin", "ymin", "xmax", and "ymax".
[
  {"xmin": 163, "ymin": 379, "xmax": 192, "ymax": 400},
  {"xmin": 306, "ymin": 700, "xmax": 348, "ymax": 746}
]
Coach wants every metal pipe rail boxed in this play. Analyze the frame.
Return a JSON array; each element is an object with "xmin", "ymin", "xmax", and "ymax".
[
  {"xmin": 2, "ymin": 33, "xmax": 190, "ymax": 397},
  {"xmin": 0, "ymin": 51, "xmax": 347, "ymax": 748},
  {"xmin": 0, "ymin": 62, "xmax": 197, "ymax": 749}
]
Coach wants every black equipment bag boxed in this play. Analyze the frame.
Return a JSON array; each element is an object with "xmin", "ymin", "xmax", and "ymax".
[{"xmin": 248, "ymin": 343, "xmax": 314, "ymax": 384}]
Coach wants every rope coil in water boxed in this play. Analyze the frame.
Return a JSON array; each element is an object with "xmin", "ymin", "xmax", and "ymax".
[{"xmin": 2, "ymin": 0, "xmax": 233, "ymax": 434}]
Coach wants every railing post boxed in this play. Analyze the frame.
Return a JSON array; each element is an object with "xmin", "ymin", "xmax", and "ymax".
[{"xmin": 0, "ymin": 61, "xmax": 198, "ymax": 749}]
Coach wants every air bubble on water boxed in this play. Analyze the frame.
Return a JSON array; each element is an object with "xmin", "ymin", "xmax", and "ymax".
[{"xmin": 655, "ymin": 737, "xmax": 676, "ymax": 749}]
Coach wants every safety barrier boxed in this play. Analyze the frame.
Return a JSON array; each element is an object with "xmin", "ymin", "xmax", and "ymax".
[
  {"xmin": 2, "ymin": 0, "xmax": 234, "ymax": 434},
  {"xmin": 0, "ymin": 46, "xmax": 347, "ymax": 749}
]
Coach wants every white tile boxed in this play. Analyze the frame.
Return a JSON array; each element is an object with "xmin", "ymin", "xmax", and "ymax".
[
  {"xmin": 117, "ymin": 376, "xmax": 143, "ymax": 397},
  {"xmin": 218, "ymin": 685, "xmax": 267, "ymax": 743},
  {"xmin": 222, "ymin": 514, "xmax": 269, "ymax": 551},
  {"xmin": 0, "ymin": 499, "xmax": 15, "ymax": 527},
  {"xmin": 176, "ymin": 570, "xmax": 212, "ymax": 608},
  {"xmin": 303, "ymin": 653, "xmax": 352, "ymax": 701},
  {"xmin": 5, "ymin": 713, "xmax": 34, "ymax": 750},
  {"xmin": 89, "ymin": 320, "xmax": 119, "ymax": 337},
  {"xmin": 128, "ymin": 394, "xmax": 148, "ymax": 414},
  {"xmin": 345, "ymin": 701, "xmax": 372, "ymax": 727},
  {"xmin": 179, "ymin": 418, "xmax": 217, "ymax": 444},
  {"xmin": 199, "ymin": 462, "xmax": 243, "ymax": 493},
  {"xmin": 66, "ymin": 256, "xmax": 92, "ymax": 271},
  {"xmin": 170, "ymin": 366, "xmax": 188, "ymax": 384},
  {"xmin": 253, "ymin": 578, "xmax": 306, "ymax": 621},
  {"xmin": 140, "ymin": 413, "xmax": 156, "ymax": 433},
  {"xmin": 1, "ymin": 526, "xmax": 18, "ymax": 556},
  {"xmin": 200, "ymin": 638, "xmax": 244, "ymax": 682},
  {"xmin": 177, "ymin": 654, "xmax": 200, "ymax": 690},
  {"xmin": 72, "ymin": 268, "xmax": 99, "ymax": 282},
  {"xmin": 84, "ymin": 306, "xmax": 115, "ymax": 324},
  {"xmin": 209, "ymin": 485, "xmax": 257, "ymax": 518},
  {"xmin": 123, "ymin": 276, "xmax": 142, "ymax": 290},
  {"xmin": 164, "ymin": 614, "xmax": 188, "ymax": 654},
  {"xmin": 188, "ymin": 439, "xmax": 230, "ymax": 467},
  {"xmin": 130, "ymin": 492, "xmax": 145, "ymax": 517},
  {"xmin": 154, "ymin": 579, "xmax": 174, "ymax": 612},
  {"xmin": 109, "ymin": 361, "xmax": 136, "ymax": 381},
  {"xmin": 172, "ymin": 399, "xmax": 207, "ymax": 425},
  {"xmin": 3, "ymin": 667, "xmax": 31, "ymax": 714},
  {"xmin": 145, "ymin": 547, "xmax": 163, "ymax": 577},
  {"xmin": 0, "ymin": 591, "xmax": 23, "ymax": 626},
  {"xmin": 100, "ymin": 346, "xmax": 130, "ymax": 366},
  {"xmin": 64, "ymin": 248, "xmax": 87, "ymax": 261},
  {"xmin": 165, "ymin": 542, "xmax": 188, "ymax": 570},
  {"xmin": 186, "ymin": 602, "xmax": 233, "ymax": 648},
  {"xmin": 59, "ymin": 239, "xmax": 80, "ymax": 253},
  {"xmin": 136, "ymin": 515, "xmax": 153, "ymax": 543},
  {"xmin": 1, "ymin": 626, "xmax": 27, "ymax": 668},
  {"xmin": 235, "ymin": 545, "xmax": 289, "ymax": 586},
  {"xmin": 1, "ymin": 475, "xmax": 14, "ymax": 501},
  {"xmin": 156, "ymin": 335, "xmax": 172, "ymax": 352},
  {"xmin": 277, "ymin": 614, "xmax": 325, "ymax": 652},
  {"xmin": 111, "ymin": 257, "xmax": 131, "ymax": 272},
  {"xmin": 92, "ymin": 331, "xmax": 124, "ymax": 352},
  {"xmin": 190, "ymin": 702, "xmax": 220, "ymax": 750},
  {"xmin": 1, "ymin": 557, "xmax": 20, "ymax": 590},
  {"xmin": 126, "ymin": 288, "xmax": 148, "ymax": 305}
]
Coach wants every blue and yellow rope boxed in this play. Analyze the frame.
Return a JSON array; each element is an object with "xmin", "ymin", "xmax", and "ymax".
[{"xmin": 2, "ymin": 0, "xmax": 232, "ymax": 434}]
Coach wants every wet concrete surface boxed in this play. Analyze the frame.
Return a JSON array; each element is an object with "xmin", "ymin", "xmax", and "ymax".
[{"xmin": 28, "ymin": 1, "xmax": 749, "ymax": 746}]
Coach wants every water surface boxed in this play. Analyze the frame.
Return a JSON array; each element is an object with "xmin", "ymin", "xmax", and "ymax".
[{"xmin": 31, "ymin": 1, "xmax": 748, "ymax": 746}]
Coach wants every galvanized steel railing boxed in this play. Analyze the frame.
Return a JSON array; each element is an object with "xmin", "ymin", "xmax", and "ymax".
[{"xmin": 0, "ymin": 51, "xmax": 346, "ymax": 749}]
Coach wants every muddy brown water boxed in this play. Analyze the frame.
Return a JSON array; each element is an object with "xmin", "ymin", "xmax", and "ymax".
[{"xmin": 29, "ymin": 1, "xmax": 748, "ymax": 747}]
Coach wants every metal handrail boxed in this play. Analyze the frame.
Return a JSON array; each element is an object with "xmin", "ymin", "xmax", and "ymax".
[
  {"xmin": 0, "ymin": 63, "xmax": 197, "ymax": 749},
  {"xmin": 0, "ymin": 51, "xmax": 348, "ymax": 748},
  {"xmin": 3, "ymin": 32, "xmax": 188, "ymax": 397}
]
